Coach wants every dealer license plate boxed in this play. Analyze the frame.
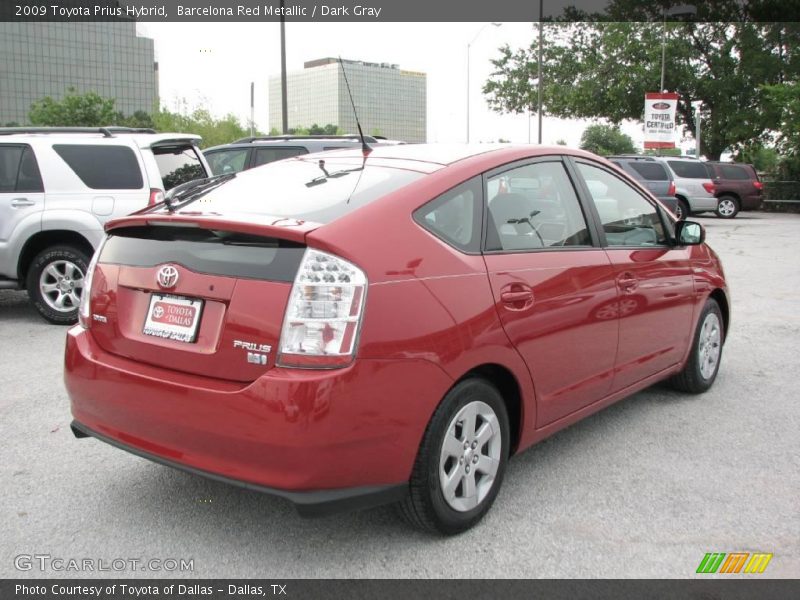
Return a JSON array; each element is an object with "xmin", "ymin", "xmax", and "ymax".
[{"xmin": 142, "ymin": 294, "xmax": 204, "ymax": 343}]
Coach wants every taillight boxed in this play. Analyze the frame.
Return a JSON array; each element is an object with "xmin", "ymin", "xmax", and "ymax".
[
  {"xmin": 702, "ymin": 182, "xmax": 715, "ymax": 194},
  {"xmin": 668, "ymin": 181, "xmax": 676, "ymax": 196},
  {"xmin": 753, "ymin": 181, "xmax": 763, "ymax": 190},
  {"xmin": 277, "ymin": 248, "xmax": 367, "ymax": 368},
  {"xmin": 148, "ymin": 188, "xmax": 165, "ymax": 206},
  {"xmin": 78, "ymin": 238, "xmax": 106, "ymax": 329}
]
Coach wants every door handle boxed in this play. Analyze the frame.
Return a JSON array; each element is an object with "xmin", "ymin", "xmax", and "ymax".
[
  {"xmin": 501, "ymin": 290, "xmax": 533, "ymax": 303},
  {"xmin": 10, "ymin": 197, "xmax": 35, "ymax": 208},
  {"xmin": 617, "ymin": 273, "xmax": 638, "ymax": 293},
  {"xmin": 500, "ymin": 285, "xmax": 534, "ymax": 311}
]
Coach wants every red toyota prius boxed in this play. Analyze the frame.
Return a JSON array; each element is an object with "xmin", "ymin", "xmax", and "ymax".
[{"xmin": 64, "ymin": 144, "xmax": 729, "ymax": 534}]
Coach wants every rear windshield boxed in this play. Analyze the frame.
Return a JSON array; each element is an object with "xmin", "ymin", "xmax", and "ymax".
[
  {"xmin": 101, "ymin": 226, "xmax": 305, "ymax": 282},
  {"xmin": 153, "ymin": 145, "xmax": 207, "ymax": 190},
  {"xmin": 629, "ymin": 162, "xmax": 668, "ymax": 181},
  {"xmin": 667, "ymin": 160, "xmax": 711, "ymax": 179},
  {"xmin": 192, "ymin": 157, "xmax": 426, "ymax": 224}
]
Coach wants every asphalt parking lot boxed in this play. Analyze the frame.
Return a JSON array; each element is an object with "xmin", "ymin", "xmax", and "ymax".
[{"xmin": 1, "ymin": 212, "xmax": 798, "ymax": 579}]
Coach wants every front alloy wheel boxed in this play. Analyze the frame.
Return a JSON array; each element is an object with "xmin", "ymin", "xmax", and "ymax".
[
  {"xmin": 669, "ymin": 298, "xmax": 724, "ymax": 393},
  {"xmin": 399, "ymin": 378, "xmax": 510, "ymax": 534}
]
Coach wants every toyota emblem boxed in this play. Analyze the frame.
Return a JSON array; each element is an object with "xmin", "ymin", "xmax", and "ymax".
[{"xmin": 157, "ymin": 265, "xmax": 179, "ymax": 289}]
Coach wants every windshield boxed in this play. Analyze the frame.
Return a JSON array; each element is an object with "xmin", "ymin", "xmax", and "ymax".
[{"xmin": 189, "ymin": 157, "xmax": 426, "ymax": 224}]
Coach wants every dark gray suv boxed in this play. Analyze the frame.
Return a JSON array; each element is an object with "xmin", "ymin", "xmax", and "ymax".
[{"xmin": 203, "ymin": 135, "xmax": 395, "ymax": 175}]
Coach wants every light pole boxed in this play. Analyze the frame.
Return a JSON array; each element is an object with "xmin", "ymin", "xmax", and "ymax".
[
  {"xmin": 466, "ymin": 22, "xmax": 501, "ymax": 143},
  {"xmin": 692, "ymin": 100, "xmax": 702, "ymax": 158}
]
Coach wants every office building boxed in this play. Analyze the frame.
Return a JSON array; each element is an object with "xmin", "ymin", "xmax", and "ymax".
[
  {"xmin": 0, "ymin": 20, "xmax": 158, "ymax": 125},
  {"xmin": 269, "ymin": 58, "xmax": 426, "ymax": 143}
]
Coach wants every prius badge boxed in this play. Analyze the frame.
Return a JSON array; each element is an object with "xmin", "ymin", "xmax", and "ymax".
[
  {"xmin": 157, "ymin": 265, "xmax": 179, "ymax": 289},
  {"xmin": 234, "ymin": 340, "xmax": 272, "ymax": 366}
]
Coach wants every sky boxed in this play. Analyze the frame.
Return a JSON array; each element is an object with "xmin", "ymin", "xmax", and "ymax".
[{"xmin": 135, "ymin": 22, "xmax": 673, "ymax": 149}]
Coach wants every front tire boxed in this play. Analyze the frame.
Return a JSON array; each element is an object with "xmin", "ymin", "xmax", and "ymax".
[
  {"xmin": 716, "ymin": 195, "xmax": 740, "ymax": 219},
  {"xmin": 669, "ymin": 298, "xmax": 724, "ymax": 394},
  {"xmin": 25, "ymin": 245, "xmax": 90, "ymax": 325},
  {"xmin": 399, "ymin": 378, "xmax": 510, "ymax": 535}
]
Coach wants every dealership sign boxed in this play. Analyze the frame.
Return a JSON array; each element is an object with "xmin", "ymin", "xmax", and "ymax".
[{"xmin": 643, "ymin": 92, "xmax": 679, "ymax": 149}]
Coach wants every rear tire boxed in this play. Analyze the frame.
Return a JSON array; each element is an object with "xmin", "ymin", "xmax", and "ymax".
[
  {"xmin": 669, "ymin": 298, "xmax": 724, "ymax": 394},
  {"xmin": 675, "ymin": 198, "xmax": 690, "ymax": 221},
  {"xmin": 398, "ymin": 378, "xmax": 510, "ymax": 535},
  {"xmin": 715, "ymin": 195, "xmax": 740, "ymax": 219},
  {"xmin": 25, "ymin": 245, "xmax": 90, "ymax": 325}
]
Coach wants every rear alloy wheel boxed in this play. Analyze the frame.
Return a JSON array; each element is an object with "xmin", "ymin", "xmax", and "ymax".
[
  {"xmin": 715, "ymin": 195, "xmax": 740, "ymax": 219},
  {"xmin": 26, "ymin": 245, "xmax": 90, "ymax": 325},
  {"xmin": 399, "ymin": 378, "xmax": 510, "ymax": 534},
  {"xmin": 675, "ymin": 198, "xmax": 690, "ymax": 221},
  {"xmin": 669, "ymin": 298, "xmax": 724, "ymax": 394}
]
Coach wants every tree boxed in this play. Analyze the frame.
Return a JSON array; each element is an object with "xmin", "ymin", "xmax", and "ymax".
[
  {"xmin": 29, "ymin": 88, "xmax": 117, "ymax": 126},
  {"xmin": 152, "ymin": 108, "xmax": 249, "ymax": 148},
  {"xmin": 484, "ymin": 10, "xmax": 799, "ymax": 160},
  {"xmin": 762, "ymin": 83, "xmax": 800, "ymax": 177},
  {"xmin": 579, "ymin": 124, "xmax": 636, "ymax": 155}
]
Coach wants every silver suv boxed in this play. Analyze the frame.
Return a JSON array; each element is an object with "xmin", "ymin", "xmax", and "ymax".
[
  {"xmin": 652, "ymin": 156, "xmax": 716, "ymax": 219},
  {"xmin": 0, "ymin": 127, "xmax": 211, "ymax": 323}
]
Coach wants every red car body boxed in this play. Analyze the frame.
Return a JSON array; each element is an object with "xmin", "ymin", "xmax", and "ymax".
[{"xmin": 65, "ymin": 145, "xmax": 729, "ymax": 519}]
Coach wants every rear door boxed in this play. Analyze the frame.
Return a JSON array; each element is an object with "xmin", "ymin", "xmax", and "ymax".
[
  {"xmin": 89, "ymin": 225, "xmax": 306, "ymax": 382},
  {"xmin": 0, "ymin": 145, "xmax": 44, "ymax": 277},
  {"xmin": 251, "ymin": 146, "xmax": 309, "ymax": 168},
  {"xmin": 572, "ymin": 159, "xmax": 695, "ymax": 391},
  {"xmin": 204, "ymin": 147, "xmax": 251, "ymax": 175},
  {"xmin": 481, "ymin": 158, "xmax": 620, "ymax": 427}
]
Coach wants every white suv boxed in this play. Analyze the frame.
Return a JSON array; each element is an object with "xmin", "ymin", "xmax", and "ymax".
[
  {"xmin": 0, "ymin": 127, "xmax": 211, "ymax": 323},
  {"xmin": 652, "ymin": 156, "xmax": 716, "ymax": 220}
]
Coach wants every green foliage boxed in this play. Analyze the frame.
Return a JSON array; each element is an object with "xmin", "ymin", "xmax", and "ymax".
[
  {"xmin": 762, "ymin": 83, "xmax": 800, "ymax": 178},
  {"xmin": 643, "ymin": 147, "xmax": 682, "ymax": 157},
  {"xmin": 151, "ymin": 108, "xmax": 250, "ymax": 148},
  {"xmin": 579, "ymin": 124, "xmax": 636, "ymax": 156},
  {"xmin": 555, "ymin": 139, "xmax": 567, "ymax": 146},
  {"xmin": 285, "ymin": 124, "xmax": 342, "ymax": 136},
  {"xmin": 484, "ymin": 15, "xmax": 800, "ymax": 160},
  {"xmin": 29, "ymin": 87, "xmax": 117, "ymax": 126},
  {"xmin": 736, "ymin": 143, "xmax": 780, "ymax": 175}
]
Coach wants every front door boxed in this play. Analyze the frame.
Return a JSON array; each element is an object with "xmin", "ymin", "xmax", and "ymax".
[
  {"xmin": 482, "ymin": 158, "xmax": 620, "ymax": 427},
  {"xmin": 573, "ymin": 160, "xmax": 695, "ymax": 391}
]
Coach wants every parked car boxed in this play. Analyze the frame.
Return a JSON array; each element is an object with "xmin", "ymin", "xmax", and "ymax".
[
  {"xmin": 65, "ymin": 144, "xmax": 729, "ymax": 534},
  {"xmin": 705, "ymin": 161, "xmax": 763, "ymax": 218},
  {"xmin": 0, "ymin": 127, "xmax": 211, "ymax": 324},
  {"xmin": 204, "ymin": 134, "xmax": 390, "ymax": 175},
  {"xmin": 652, "ymin": 156, "xmax": 716, "ymax": 219},
  {"xmin": 607, "ymin": 155, "xmax": 679, "ymax": 217}
]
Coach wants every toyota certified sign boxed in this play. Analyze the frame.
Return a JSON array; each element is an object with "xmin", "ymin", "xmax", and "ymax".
[
  {"xmin": 157, "ymin": 265, "xmax": 179, "ymax": 289},
  {"xmin": 644, "ymin": 92, "xmax": 679, "ymax": 149}
]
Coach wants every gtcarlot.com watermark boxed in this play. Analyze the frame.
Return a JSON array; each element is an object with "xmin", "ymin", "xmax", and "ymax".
[{"xmin": 14, "ymin": 554, "xmax": 194, "ymax": 573}]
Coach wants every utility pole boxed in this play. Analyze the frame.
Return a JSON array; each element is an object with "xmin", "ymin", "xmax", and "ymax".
[
  {"xmin": 250, "ymin": 82, "xmax": 255, "ymax": 137},
  {"xmin": 280, "ymin": 0, "xmax": 288, "ymax": 134},
  {"xmin": 692, "ymin": 100, "xmax": 702, "ymax": 158},
  {"xmin": 537, "ymin": 0, "xmax": 543, "ymax": 144}
]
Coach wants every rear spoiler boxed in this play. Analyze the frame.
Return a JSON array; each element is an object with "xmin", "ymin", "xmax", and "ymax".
[{"xmin": 104, "ymin": 214, "xmax": 319, "ymax": 244}]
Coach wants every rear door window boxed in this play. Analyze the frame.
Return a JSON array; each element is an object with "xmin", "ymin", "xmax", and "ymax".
[
  {"xmin": 53, "ymin": 144, "xmax": 143, "ymax": 190},
  {"xmin": 667, "ymin": 160, "xmax": 711, "ymax": 179},
  {"xmin": 0, "ymin": 145, "xmax": 24, "ymax": 192},
  {"xmin": 485, "ymin": 161, "xmax": 591, "ymax": 251},
  {"xmin": 718, "ymin": 164, "xmax": 751, "ymax": 180},
  {"xmin": 153, "ymin": 145, "xmax": 206, "ymax": 190},
  {"xmin": 253, "ymin": 146, "xmax": 308, "ymax": 167},
  {"xmin": 629, "ymin": 161, "xmax": 668, "ymax": 181}
]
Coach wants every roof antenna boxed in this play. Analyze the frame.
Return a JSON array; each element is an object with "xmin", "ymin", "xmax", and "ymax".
[{"xmin": 338, "ymin": 56, "xmax": 372, "ymax": 156}]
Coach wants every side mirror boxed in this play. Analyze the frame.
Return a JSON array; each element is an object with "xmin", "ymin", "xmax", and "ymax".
[{"xmin": 675, "ymin": 220, "xmax": 705, "ymax": 245}]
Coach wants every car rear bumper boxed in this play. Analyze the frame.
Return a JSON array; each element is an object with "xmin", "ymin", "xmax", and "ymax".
[{"xmin": 64, "ymin": 326, "xmax": 453, "ymax": 515}]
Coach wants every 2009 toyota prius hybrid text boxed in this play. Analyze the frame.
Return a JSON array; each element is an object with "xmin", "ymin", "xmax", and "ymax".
[{"xmin": 64, "ymin": 144, "xmax": 729, "ymax": 534}]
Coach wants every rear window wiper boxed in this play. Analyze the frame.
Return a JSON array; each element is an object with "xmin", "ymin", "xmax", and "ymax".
[
  {"xmin": 160, "ymin": 173, "xmax": 237, "ymax": 212},
  {"xmin": 305, "ymin": 159, "xmax": 362, "ymax": 188}
]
